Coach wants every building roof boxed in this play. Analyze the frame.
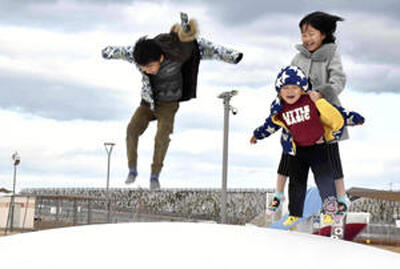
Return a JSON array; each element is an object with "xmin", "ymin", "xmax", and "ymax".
[
  {"xmin": 347, "ymin": 187, "xmax": 400, "ymax": 201},
  {"xmin": 0, "ymin": 188, "xmax": 12, "ymax": 194}
]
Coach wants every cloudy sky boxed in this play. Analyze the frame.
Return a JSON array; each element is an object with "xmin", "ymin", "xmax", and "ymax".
[{"xmin": 0, "ymin": 0, "xmax": 399, "ymax": 191}]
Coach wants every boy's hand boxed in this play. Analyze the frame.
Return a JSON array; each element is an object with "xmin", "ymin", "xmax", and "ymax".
[
  {"xmin": 308, "ymin": 90, "xmax": 322, "ymax": 102},
  {"xmin": 347, "ymin": 112, "xmax": 365, "ymax": 126},
  {"xmin": 250, "ymin": 136, "xmax": 257, "ymax": 144},
  {"xmin": 102, "ymin": 46, "xmax": 113, "ymax": 59}
]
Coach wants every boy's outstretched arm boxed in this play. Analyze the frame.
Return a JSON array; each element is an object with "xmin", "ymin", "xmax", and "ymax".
[
  {"xmin": 197, "ymin": 37, "xmax": 243, "ymax": 64},
  {"xmin": 333, "ymin": 105, "xmax": 365, "ymax": 126},
  {"xmin": 252, "ymin": 116, "xmax": 281, "ymax": 142},
  {"xmin": 101, "ymin": 45, "xmax": 135, "ymax": 63},
  {"xmin": 310, "ymin": 91, "xmax": 365, "ymax": 127}
]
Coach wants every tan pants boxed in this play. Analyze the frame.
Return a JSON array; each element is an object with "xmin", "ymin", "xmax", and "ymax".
[{"xmin": 126, "ymin": 102, "xmax": 179, "ymax": 175}]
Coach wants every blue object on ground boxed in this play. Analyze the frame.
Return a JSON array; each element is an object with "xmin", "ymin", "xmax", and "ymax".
[{"xmin": 269, "ymin": 187, "xmax": 322, "ymax": 230}]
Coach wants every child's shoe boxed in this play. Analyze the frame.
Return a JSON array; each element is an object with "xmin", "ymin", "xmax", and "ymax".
[
  {"xmin": 266, "ymin": 192, "xmax": 284, "ymax": 216},
  {"xmin": 322, "ymin": 196, "xmax": 338, "ymax": 225},
  {"xmin": 150, "ymin": 174, "xmax": 160, "ymax": 190},
  {"xmin": 283, "ymin": 216, "xmax": 300, "ymax": 226},
  {"xmin": 337, "ymin": 194, "xmax": 351, "ymax": 216},
  {"xmin": 125, "ymin": 169, "xmax": 138, "ymax": 185},
  {"xmin": 322, "ymin": 213, "xmax": 334, "ymax": 225}
]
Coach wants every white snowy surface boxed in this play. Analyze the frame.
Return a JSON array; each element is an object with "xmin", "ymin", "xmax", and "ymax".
[{"xmin": 0, "ymin": 222, "xmax": 399, "ymax": 268}]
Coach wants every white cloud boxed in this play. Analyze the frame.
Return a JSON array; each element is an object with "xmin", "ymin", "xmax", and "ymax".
[{"xmin": 342, "ymin": 13, "xmax": 400, "ymax": 64}]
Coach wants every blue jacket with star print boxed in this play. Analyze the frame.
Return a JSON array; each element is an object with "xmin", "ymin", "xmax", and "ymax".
[{"xmin": 253, "ymin": 97, "xmax": 365, "ymax": 155}]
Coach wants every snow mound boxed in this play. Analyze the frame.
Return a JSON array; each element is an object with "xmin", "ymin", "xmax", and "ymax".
[{"xmin": 0, "ymin": 222, "xmax": 399, "ymax": 268}]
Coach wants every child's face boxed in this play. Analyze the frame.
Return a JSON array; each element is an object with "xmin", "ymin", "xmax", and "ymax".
[
  {"xmin": 301, "ymin": 24, "xmax": 326, "ymax": 52},
  {"xmin": 139, "ymin": 55, "xmax": 164, "ymax": 75},
  {"xmin": 280, "ymin": 85, "xmax": 303, "ymax": 105}
]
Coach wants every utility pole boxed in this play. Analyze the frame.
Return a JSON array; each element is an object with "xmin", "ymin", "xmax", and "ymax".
[{"xmin": 218, "ymin": 90, "xmax": 238, "ymax": 223}]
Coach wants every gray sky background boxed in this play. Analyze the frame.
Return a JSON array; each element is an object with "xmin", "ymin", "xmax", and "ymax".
[{"xmin": 0, "ymin": 0, "xmax": 399, "ymax": 191}]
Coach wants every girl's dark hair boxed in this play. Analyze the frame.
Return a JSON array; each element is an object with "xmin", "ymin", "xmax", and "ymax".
[
  {"xmin": 133, "ymin": 36, "xmax": 163, "ymax": 66},
  {"xmin": 299, "ymin": 11, "xmax": 344, "ymax": 44}
]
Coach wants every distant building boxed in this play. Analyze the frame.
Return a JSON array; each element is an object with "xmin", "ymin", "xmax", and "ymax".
[
  {"xmin": 348, "ymin": 187, "xmax": 400, "ymax": 225},
  {"xmin": 0, "ymin": 188, "xmax": 12, "ymax": 194},
  {"xmin": 348, "ymin": 187, "xmax": 400, "ymax": 201},
  {"xmin": 0, "ymin": 195, "xmax": 36, "ymax": 230}
]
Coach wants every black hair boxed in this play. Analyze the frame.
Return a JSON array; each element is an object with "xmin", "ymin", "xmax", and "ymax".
[
  {"xmin": 299, "ymin": 11, "xmax": 344, "ymax": 44},
  {"xmin": 133, "ymin": 36, "xmax": 163, "ymax": 66}
]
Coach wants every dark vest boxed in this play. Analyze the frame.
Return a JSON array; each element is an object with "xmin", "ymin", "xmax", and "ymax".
[
  {"xmin": 153, "ymin": 32, "xmax": 200, "ymax": 102},
  {"xmin": 150, "ymin": 59, "xmax": 183, "ymax": 102}
]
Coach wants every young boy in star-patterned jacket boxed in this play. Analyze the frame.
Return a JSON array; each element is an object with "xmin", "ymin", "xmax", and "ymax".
[{"xmin": 250, "ymin": 65, "xmax": 364, "ymax": 225}]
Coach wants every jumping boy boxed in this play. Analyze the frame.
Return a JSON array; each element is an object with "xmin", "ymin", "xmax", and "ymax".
[
  {"xmin": 102, "ymin": 13, "xmax": 243, "ymax": 190},
  {"xmin": 250, "ymin": 65, "xmax": 364, "ymax": 225}
]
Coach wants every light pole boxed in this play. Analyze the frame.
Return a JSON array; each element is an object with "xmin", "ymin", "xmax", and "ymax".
[
  {"xmin": 104, "ymin": 142, "xmax": 115, "ymax": 222},
  {"xmin": 9, "ymin": 152, "xmax": 20, "ymax": 231},
  {"xmin": 218, "ymin": 90, "xmax": 238, "ymax": 223}
]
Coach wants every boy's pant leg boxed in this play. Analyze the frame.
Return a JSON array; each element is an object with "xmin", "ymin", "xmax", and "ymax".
[
  {"xmin": 126, "ymin": 104, "xmax": 155, "ymax": 170},
  {"xmin": 326, "ymin": 142, "xmax": 344, "ymax": 180},
  {"xmin": 152, "ymin": 102, "xmax": 179, "ymax": 175},
  {"xmin": 310, "ymin": 145, "xmax": 337, "ymax": 201},
  {"xmin": 277, "ymin": 152, "xmax": 292, "ymax": 177},
  {"xmin": 288, "ymin": 153, "xmax": 309, "ymax": 217}
]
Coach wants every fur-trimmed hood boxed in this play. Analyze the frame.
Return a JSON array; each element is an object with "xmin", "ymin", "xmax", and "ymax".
[{"xmin": 170, "ymin": 19, "xmax": 199, "ymax": 42}]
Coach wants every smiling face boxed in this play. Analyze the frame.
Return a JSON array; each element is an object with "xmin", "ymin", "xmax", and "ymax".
[
  {"xmin": 280, "ymin": 85, "xmax": 303, "ymax": 105},
  {"xmin": 301, "ymin": 24, "xmax": 326, "ymax": 52}
]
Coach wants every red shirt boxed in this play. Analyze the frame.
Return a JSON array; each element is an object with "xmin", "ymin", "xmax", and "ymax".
[{"xmin": 278, "ymin": 95, "xmax": 324, "ymax": 146}]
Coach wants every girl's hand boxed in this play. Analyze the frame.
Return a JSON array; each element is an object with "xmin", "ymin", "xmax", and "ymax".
[
  {"xmin": 250, "ymin": 136, "xmax": 257, "ymax": 144},
  {"xmin": 308, "ymin": 90, "xmax": 322, "ymax": 102}
]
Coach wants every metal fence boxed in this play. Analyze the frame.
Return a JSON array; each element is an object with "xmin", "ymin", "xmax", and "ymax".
[
  {"xmin": 20, "ymin": 188, "xmax": 269, "ymax": 226},
  {"xmin": 32, "ymin": 194, "xmax": 186, "ymax": 230},
  {"xmin": 2, "ymin": 193, "xmax": 212, "ymax": 234}
]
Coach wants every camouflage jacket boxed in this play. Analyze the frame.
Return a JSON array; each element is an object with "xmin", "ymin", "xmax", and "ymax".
[{"xmin": 102, "ymin": 20, "xmax": 242, "ymax": 110}]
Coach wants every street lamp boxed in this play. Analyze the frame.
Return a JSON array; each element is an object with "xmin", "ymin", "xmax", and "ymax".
[
  {"xmin": 9, "ymin": 151, "xmax": 20, "ymax": 231},
  {"xmin": 12, "ymin": 152, "xmax": 20, "ymax": 195},
  {"xmin": 217, "ymin": 90, "xmax": 238, "ymax": 223},
  {"xmin": 104, "ymin": 142, "xmax": 115, "ymax": 222}
]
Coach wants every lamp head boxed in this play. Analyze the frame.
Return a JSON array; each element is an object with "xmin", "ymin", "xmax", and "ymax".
[
  {"xmin": 12, "ymin": 152, "xmax": 20, "ymax": 166},
  {"xmin": 104, "ymin": 142, "xmax": 115, "ymax": 146},
  {"xmin": 218, "ymin": 90, "xmax": 238, "ymax": 99}
]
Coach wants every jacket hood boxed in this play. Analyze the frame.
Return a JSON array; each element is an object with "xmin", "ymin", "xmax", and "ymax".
[
  {"xmin": 170, "ymin": 19, "xmax": 199, "ymax": 42},
  {"xmin": 295, "ymin": 43, "xmax": 337, "ymax": 62}
]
